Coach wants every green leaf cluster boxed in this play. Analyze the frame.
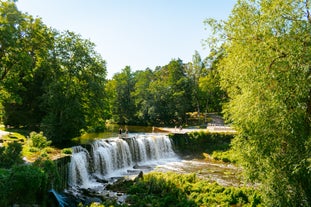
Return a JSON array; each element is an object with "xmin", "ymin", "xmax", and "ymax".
[
  {"xmin": 0, "ymin": 165, "xmax": 44, "ymax": 206},
  {"xmin": 29, "ymin": 131, "xmax": 51, "ymax": 149},
  {"xmin": 0, "ymin": 1, "xmax": 108, "ymax": 143},
  {"xmin": 0, "ymin": 157, "xmax": 62, "ymax": 206},
  {"xmin": 0, "ymin": 141, "xmax": 23, "ymax": 168},
  {"xmin": 205, "ymin": 0, "xmax": 311, "ymax": 205}
]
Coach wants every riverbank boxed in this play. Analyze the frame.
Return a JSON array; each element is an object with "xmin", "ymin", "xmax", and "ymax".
[{"xmin": 157, "ymin": 125, "xmax": 236, "ymax": 134}]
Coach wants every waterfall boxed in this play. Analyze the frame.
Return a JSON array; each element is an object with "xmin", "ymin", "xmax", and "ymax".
[
  {"xmin": 68, "ymin": 146, "xmax": 93, "ymax": 187},
  {"xmin": 92, "ymin": 138, "xmax": 133, "ymax": 176},
  {"xmin": 68, "ymin": 134, "xmax": 178, "ymax": 187}
]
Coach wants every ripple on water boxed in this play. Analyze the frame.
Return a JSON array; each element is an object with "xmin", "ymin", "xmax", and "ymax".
[{"xmin": 154, "ymin": 159, "xmax": 243, "ymax": 187}]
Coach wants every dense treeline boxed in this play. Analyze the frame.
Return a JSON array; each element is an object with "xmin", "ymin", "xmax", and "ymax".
[
  {"xmin": 0, "ymin": 1, "xmax": 226, "ymax": 143},
  {"xmin": 108, "ymin": 56, "xmax": 226, "ymax": 126}
]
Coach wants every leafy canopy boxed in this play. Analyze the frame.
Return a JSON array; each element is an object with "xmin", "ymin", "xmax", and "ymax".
[{"xmin": 205, "ymin": 0, "xmax": 311, "ymax": 205}]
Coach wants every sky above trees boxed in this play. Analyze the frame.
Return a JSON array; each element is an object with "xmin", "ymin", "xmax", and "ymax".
[{"xmin": 16, "ymin": 0, "xmax": 236, "ymax": 78}]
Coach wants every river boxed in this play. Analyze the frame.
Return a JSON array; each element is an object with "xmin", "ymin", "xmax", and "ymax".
[{"xmin": 63, "ymin": 132, "xmax": 242, "ymax": 205}]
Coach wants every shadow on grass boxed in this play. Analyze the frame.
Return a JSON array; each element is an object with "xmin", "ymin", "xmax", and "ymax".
[{"xmin": 4, "ymin": 127, "xmax": 30, "ymax": 137}]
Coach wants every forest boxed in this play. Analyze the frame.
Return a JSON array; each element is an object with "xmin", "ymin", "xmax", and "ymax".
[
  {"xmin": 0, "ymin": 0, "xmax": 311, "ymax": 206},
  {"xmin": 0, "ymin": 1, "xmax": 226, "ymax": 143}
]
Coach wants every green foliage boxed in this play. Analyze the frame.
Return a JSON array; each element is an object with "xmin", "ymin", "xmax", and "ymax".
[
  {"xmin": 0, "ymin": 168, "xmax": 10, "ymax": 206},
  {"xmin": 108, "ymin": 55, "xmax": 226, "ymax": 126},
  {"xmin": 0, "ymin": 158, "xmax": 63, "ymax": 206},
  {"xmin": 29, "ymin": 131, "xmax": 51, "ymax": 149},
  {"xmin": 0, "ymin": 1, "xmax": 108, "ymax": 143},
  {"xmin": 0, "ymin": 164, "xmax": 45, "ymax": 206},
  {"xmin": 33, "ymin": 158, "xmax": 63, "ymax": 190},
  {"xmin": 0, "ymin": 141, "xmax": 23, "ymax": 168},
  {"xmin": 115, "ymin": 172, "xmax": 262, "ymax": 207},
  {"xmin": 1, "ymin": 1, "xmax": 54, "ymax": 129},
  {"xmin": 1, "ymin": 0, "xmax": 226, "ymax": 140},
  {"xmin": 185, "ymin": 51, "xmax": 206, "ymax": 123},
  {"xmin": 40, "ymin": 31, "xmax": 108, "ymax": 143},
  {"xmin": 111, "ymin": 66, "xmax": 136, "ymax": 124},
  {"xmin": 110, "ymin": 59, "xmax": 194, "ymax": 126},
  {"xmin": 211, "ymin": 149, "xmax": 238, "ymax": 164},
  {"xmin": 62, "ymin": 147, "xmax": 72, "ymax": 154},
  {"xmin": 132, "ymin": 69, "xmax": 154, "ymax": 125},
  {"xmin": 170, "ymin": 131, "xmax": 234, "ymax": 156},
  {"xmin": 206, "ymin": 0, "xmax": 311, "ymax": 205}
]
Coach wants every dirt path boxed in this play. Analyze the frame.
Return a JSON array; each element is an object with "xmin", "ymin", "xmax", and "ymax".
[
  {"xmin": 157, "ymin": 126, "xmax": 235, "ymax": 134},
  {"xmin": 0, "ymin": 130, "xmax": 10, "ymax": 147},
  {"xmin": 0, "ymin": 130, "xmax": 9, "ymax": 137}
]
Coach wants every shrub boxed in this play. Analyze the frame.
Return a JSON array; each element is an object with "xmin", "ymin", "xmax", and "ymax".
[
  {"xmin": 29, "ymin": 147, "xmax": 39, "ymax": 152},
  {"xmin": 29, "ymin": 131, "xmax": 52, "ymax": 149},
  {"xmin": 33, "ymin": 158, "xmax": 62, "ymax": 191},
  {"xmin": 3, "ymin": 164, "xmax": 46, "ymax": 205},
  {"xmin": 43, "ymin": 146, "xmax": 55, "ymax": 153},
  {"xmin": 0, "ymin": 141, "xmax": 23, "ymax": 168},
  {"xmin": 62, "ymin": 148, "xmax": 72, "ymax": 154},
  {"xmin": 211, "ymin": 149, "xmax": 239, "ymax": 164},
  {"xmin": 170, "ymin": 131, "xmax": 234, "ymax": 156},
  {"xmin": 0, "ymin": 168, "xmax": 10, "ymax": 206}
]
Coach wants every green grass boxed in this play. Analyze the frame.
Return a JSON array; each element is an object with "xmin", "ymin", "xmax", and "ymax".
[{"xmin": 1, "ymin": 129, "xmax": 69, "ymax": 162}]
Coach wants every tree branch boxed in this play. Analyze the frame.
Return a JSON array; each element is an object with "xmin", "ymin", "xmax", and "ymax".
[{"xmin": 267, "ymin": 53, "xmax": 287, "ymax": 73}]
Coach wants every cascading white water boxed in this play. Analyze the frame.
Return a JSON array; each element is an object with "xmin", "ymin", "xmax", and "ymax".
[
  {"xmin": 68, "ymin": 146, "xmax": 93, "ymax": 187},
  {"xmin": 68, "ymin": 134, "xmax": 178, "ymax": 187},
  {"xmin": 134, "ymin": 135, "xmax": 176, "ymax": 161},
  {"xmin": 92, "ymin": 139, "xmax": 133, "ymax": 176}
]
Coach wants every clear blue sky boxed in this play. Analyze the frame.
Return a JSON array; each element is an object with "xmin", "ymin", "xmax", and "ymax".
[{"xmin": 16, "ymin": 0, "xmax": 236, "ymax": 78}]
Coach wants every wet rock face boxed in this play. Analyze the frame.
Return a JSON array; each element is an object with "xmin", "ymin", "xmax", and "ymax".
[{"xmin": 134, "ymin": 171, "xmax": 144, "ymax": 182}]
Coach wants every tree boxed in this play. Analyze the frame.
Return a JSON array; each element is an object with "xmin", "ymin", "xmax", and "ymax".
[
  {"xmin": 41, "ymin": 31, "xmax": 107, "ymax": 143},
  {"xmin": 206, "ymin": 0, "xmax": 311, "ymax": 205},
  {"xmin": 112, "ymin": 66, "xmax": 136, "ymax": 124},
  {"xmin": 146, "ymin": 59, "xmax": 193, "ymax": 126},
  {"xmin": 132, "ymin": 69, "xmax": 154, "ymax": 125},
  {"xmin": 105, "ymin": 79, "xmax": 117, "ymax": 121},
  {"xmin": 185, "ymin": 51, "xmax": 205, "ymax": 121},
  {"xmin": 148, "ymin": 67, "xmax": 173, "ymax": 125},
  {"xmin": 0, "ymin": 1, "xmax": 54, "ymax": 128},
  {"xmin": 166, "ymin": 59, "xmax": 193, "ymax": 124},
  {"xmin": 0, "ymin": 1, "xmax": 108, "ymax": 143},
  {"xmin": 198, "ymin": 48, "xmax": 227, "ymax": 113}
]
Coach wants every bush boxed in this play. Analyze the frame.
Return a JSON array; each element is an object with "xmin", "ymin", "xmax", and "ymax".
[
  {"xmin": 0, "ymin": 141, "xmax": 23, "ymax": 168},
  {"xmin": 62, "ymin": 148, "xmax": 72, "ymax": 154},
  {"xmin": 29, "ymin": 131, "xmax": 52, "ymax": 149},
  {"xmin": 1, "ymin": 164, "xmax": 46, "ymax": 206},
  {"xmin": 0, "ymin": 168, "xmax": 10, "ymax": 206},
  {"xmin": 170, "ymin": 131, "xmax": 234, "ymax": 156},
  {"xmin": 33, "ymin": 158, "xmax": 62, "ymax": 190},
  {"xmin": 211, "ymin": 149, "xmax": 239, "ymax": 164}
]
